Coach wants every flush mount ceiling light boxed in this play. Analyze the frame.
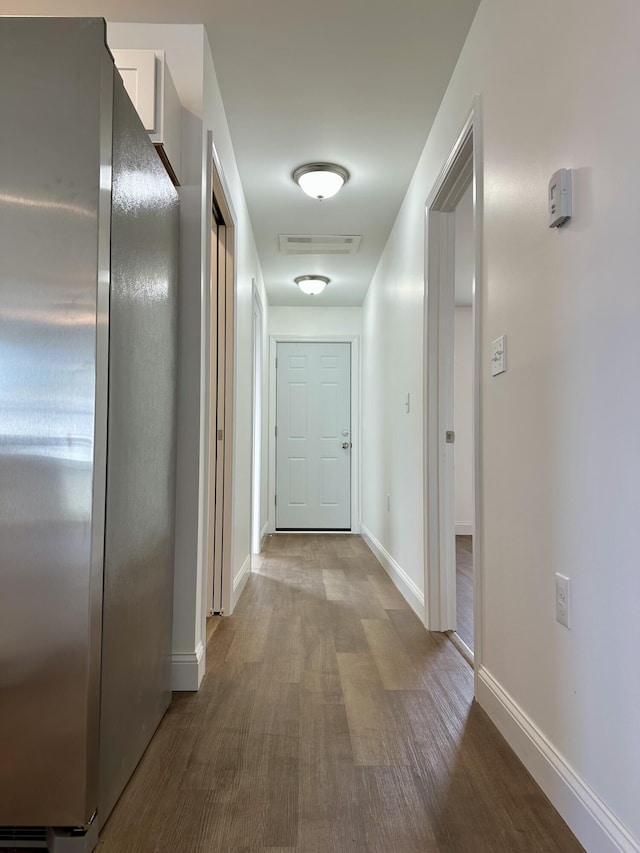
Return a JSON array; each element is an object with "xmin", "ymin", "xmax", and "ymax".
[
  {"xmin": 295, "ymin": 275, "xmax": 330, "ymax": 296},
  {"xmin": 292, "ymin": 163, "xmax": 349, "ymax": 200}
]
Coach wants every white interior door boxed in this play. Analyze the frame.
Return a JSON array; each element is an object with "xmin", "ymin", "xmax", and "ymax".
[{"xmin": 276, "ymin": 341, "xmax": 351, "ymax": 530}]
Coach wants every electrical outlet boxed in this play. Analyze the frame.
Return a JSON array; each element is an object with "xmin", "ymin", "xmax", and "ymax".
[{"xmin": 555, "ymin": 573, "xmax": 571, "ymax": 628}]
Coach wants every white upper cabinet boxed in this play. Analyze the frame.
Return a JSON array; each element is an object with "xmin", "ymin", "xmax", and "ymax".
[{"xmin": 111, "ymin": 48, "xmax": 182, "ymax": 185}]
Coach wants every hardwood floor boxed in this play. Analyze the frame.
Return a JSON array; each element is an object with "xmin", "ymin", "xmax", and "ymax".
[
  {"xmin": 455, "ymin": 534, "xmax": 474, "ymax": 651},
  {"xmin": 88, "ymin": 533, "xmax": 583, "ymax": 852},
  {"xmin": 206, "ymin": 614, "xmax": 222, "ymax": 645}
]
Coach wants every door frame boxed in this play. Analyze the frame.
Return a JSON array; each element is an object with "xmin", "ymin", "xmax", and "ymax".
[
  {"xmin": 251, "ymin": 279, "xmax": 265, "ymax": 554},
  {"xmin": 423, "ymin": 98, "xmax": 484, "ymax": 675},
  {"xmin": 203, "ymin": 136, "xmax": 236, "ymax": 618},
  {"xmin": 268, "ymin": 335, "xmax": 360, "ymax": 534}
]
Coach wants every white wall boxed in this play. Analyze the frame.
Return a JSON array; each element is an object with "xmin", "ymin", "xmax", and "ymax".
[
  {"xmin": 360, "ymin": 200, "xmax": 425, "ymax": 606},
  {"xmin": 454, "ymin": 307, "xmax": 473, "ymax": 532},
  {"xmin": 361, "ymin": 1, "xmax": 640, "ymax": 850},
  {"xmin": 268, "ymin": 306, "xmax": 362, "ymax": 337},
  {"xmin": 108, "ymin": 23, "xmax": 268, "ymax": 690}
]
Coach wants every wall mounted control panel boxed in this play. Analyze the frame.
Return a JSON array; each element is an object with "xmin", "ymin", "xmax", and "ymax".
[{"xmin": 549, "ymin": 168, "xmax": 572, "ymax": 228}]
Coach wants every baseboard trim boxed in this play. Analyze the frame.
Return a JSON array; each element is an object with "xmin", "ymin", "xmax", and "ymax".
[
  {"xmin": 260, "ymin": 522, "xmax": 270, "ymax": 551},
  {"xmin": 48, "ymin": 820, "xmax": 99, "ymax": 852},
  {"xmin": 232, "ymin": 554, "xmax": 251, "ymax": 609},
  {"xmin": 477, "ymin": 666, "xmax": 639, "ymax": 853},
  {"xmin": 455, "ymin": 522, "xmax": 473, "ymax": 535},
  {"xmin": 171, "ymin": 640, "xmax": 205, "ymax": 692},
  {"xmin": 360, "ymin": 523, "xmax": 424, "ymax": 619}
]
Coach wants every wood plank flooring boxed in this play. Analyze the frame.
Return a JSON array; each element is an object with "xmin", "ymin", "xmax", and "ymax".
[
  {"xmin": 455, "ymin": 535, "xmax": 474, "ymax": 651},
  {"xmin": 89, "ymin": 533, "xmax": 582, "ymax": 852}
]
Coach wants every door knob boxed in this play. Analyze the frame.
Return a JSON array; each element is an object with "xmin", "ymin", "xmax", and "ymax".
[{"xmin": 342, "ymin": 442, "xmax": 351, "ymax": 449}]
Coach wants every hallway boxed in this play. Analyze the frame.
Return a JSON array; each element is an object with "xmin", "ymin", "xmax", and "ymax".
[{"xmin": 96, "ymin": 534, "xmax": 582, "ymax": 852}]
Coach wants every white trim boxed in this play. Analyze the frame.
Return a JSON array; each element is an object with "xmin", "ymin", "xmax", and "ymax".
[
  {"xmin": 232, "ymin": 553, "xmax": 251, "ymax": 609},
  {"xmin": 268, "ymin": 334, "xmax": 361, "ymax": 534},
  {"xmin": 268, "ymin": 530, "xmax": 353, "ymax": 537},
  {"xmin": 361, "ymin": 523, "xmax": 425, "ymax": 619},
  {"xmin": 423, "ymin": 97, "xmax": 485, "ymax": 685},
  {"xmin": 171, "ymin": 641, "xmax": 205, "ymax": 692},
  {"xmin": 250, "ymin": 280, "xmax": 264, "ymax": 555},
  {"xmin": 477, "ymin": 667, "xmax": 640, "ymax": 853},
  {"xmin": 260, "ymin": 522, "xmax": 270, "ymax": 551},
  {"xmin": 448, "ymin": 630, "xmax": 473, "ymax": 666},
  {"xmin": 220, "ymin": 165, "xmax": 236, "ymax": 621},
  {"xmin": 196, "ymin": 131, "xmax": 214, "ymax": 688},
  {"xmin": 200, "ymin": 134, "xmax": 238, "ymax": 640},
  {"xmin": 424, "ymin": 112, "xmax": 473, "ymax": 633},
  {"xmin": 455, "ymin": 522, "xmax": 473, "ymax": 535},
  {"xmin": 470, "ymin": 95, "xmax": 485, "ymax": 693}
]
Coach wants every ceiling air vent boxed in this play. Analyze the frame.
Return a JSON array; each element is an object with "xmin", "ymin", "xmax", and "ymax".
[{"xmin": 279, "ymin": 234, "xmax": 362, "ymax": 256}]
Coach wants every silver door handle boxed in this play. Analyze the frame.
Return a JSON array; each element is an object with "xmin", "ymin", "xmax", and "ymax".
[{"xmin": 342, "ymin": 442, "xmax": 351, "ymax": 449}]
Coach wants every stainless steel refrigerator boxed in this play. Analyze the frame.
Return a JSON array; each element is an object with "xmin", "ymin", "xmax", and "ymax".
[{"xmin": 0, "ymin": 18, "xmax": 179, "ymax": 852}]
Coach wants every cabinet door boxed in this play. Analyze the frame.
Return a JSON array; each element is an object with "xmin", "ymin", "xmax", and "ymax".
[
  {"xmin": 111, "ymin": 48, "xmax": 156, "ymax": 132},
  {"xmin": 111, "ymin": 47, "xmax": 181, "ymax": 184}
]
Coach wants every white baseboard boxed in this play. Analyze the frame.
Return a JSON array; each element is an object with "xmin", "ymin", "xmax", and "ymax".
[
  {"xmin": 260, "ymin": 522, "xmax": 270, "ymax": 551},
  {"xmin": 232, "ymin": 553, "xmax": 251, "ymax": 609},
  {"xmin": 171, "ymin": 640, "xmax": 205, "ymax": 692},
  {"xmin": 455, "ymin": 522, "xmax": 473, "ymax": 535},
  {"xmin": 477, "ymin": 666, "xmax": 639, "ymax": 853},
  {"xmin": 360, "ymin": 523, "xmax": 424, "ymax": 619}
]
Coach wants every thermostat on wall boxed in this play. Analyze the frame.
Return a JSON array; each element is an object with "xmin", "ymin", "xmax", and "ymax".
[{"xmin": 549, "ymin": 168, "xmax": 572, "ymax": 228}]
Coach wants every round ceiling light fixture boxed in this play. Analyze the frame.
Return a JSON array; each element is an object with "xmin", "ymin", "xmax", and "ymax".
[
  {"xmin": 292, "ymin": 163, "xmax": 349, "ymax": 200},
  {"xmin": 295, "ymin": 275, "xmax": 330, "ymax": 296}
]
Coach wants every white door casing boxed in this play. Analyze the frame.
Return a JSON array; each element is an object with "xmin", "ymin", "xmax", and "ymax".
[
  {"xmin": 276, "ymin": 341, "xmax": 351, "ymax": 530},
  {"xmin": 424, "ymin": 98, "xmax": 483, "ymax": 681},
  {"xmin": 251, "ymin": 281, "xmax": 264, "ymax": 554},
  {"xmin": 204, "ymin": 139, "xmax": 236, "ymax": 620}
]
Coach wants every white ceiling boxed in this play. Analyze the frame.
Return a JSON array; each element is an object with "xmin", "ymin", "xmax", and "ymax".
[{"xmin": 0, "ymin": 0, "xmax": 480, "ymax": 306}]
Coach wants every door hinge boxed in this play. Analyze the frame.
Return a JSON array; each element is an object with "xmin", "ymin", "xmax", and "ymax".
[
  {"xmin": 275, "ymin": 425, "xmax": 278, "ymax": 437},
  {"xmin": 275, "ymin": 358, "xmax": 278, "ymax": 368},
  {"xmin": 274, "ymin": 494, "xmax": 277, "ymax": 506},
  {"xmin": 217, "ymin": 429, "xmax": 223, "ymax": 441},
  {"xmin": 446, "ymin": 430, "xmax": 455, "ymax": 444}
]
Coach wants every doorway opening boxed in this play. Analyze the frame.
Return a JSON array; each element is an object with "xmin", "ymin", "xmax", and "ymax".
[
  {"xmin": 206, "ymin": 156, "xmax": 235, "ymax": 616},
  {"xmin": 424, "ymin": 100, "xmax": 482, "ymax": 669},
  {"xmin": 453, "ymin": 180, "xmax": 474, "ymax": 653}
]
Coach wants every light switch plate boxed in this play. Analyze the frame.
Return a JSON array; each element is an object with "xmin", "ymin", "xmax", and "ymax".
[
  {"xmin": 491, "ymin": 335, "xmax": 506, "ymax": 376},
  {"xmin": 555, "ymin": 573, "xmax": 571, "ymax": 628}
]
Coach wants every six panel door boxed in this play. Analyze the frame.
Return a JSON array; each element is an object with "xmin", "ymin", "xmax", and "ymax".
[{"xmin": 276, "ymin": 342, "xmax": 351, "ymax": 530}]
